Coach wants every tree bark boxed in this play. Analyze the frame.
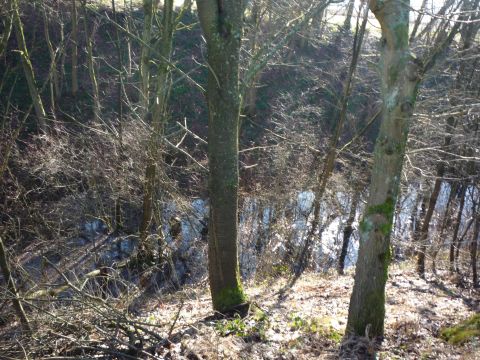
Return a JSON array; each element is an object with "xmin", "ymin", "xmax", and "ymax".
[
  {"xmin": 71, "ymin": 0, "xmax": 78, "ymax": 97},
  {"xmin": 409, "ymin": 0, "xmax": 428, "ymax": 42},
  {"xmin": 338, "ymin": 188, "xmax": 361, "ymax": 275},
  {"xmin": 11, "ymin": 0, "xmax": 47, "ymax": 131},
  {"xmin": 0, "ymin": 237, "xmax": 31, "ymax": 333},
  {"xmin": 416, "ymin": 117, "xmax": 456, "ymax": 276},
  {"xmin": 81, "ymin": 0, "xmax": 100, "ymax": 122},
  {"xmin": 297, "ymin": 4, "xmax": 369, "ymax": 274},
  {"xmin": 138, "ymin": 0, "xmax": 175, "ymax": 260},
  {"xmin": 450, "ymin": 185, "xmax": 466, "ymax": 273},
  {"xmin": 140, "ymin": 0, "xmax": 156, "ymax": 114},
  {"xmin": 471, "ymin": 207, "xmax": 479, "ymax": 287},
  {"xmin": 346, "ymin": 0, "xmax": 421, "ymax": 338},
  {"xmin": 197, "ymin": 0, "xmax": 247, "ymax": 312}
]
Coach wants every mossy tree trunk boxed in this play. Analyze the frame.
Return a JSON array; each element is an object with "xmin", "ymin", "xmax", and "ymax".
[
  {"xmin": 346, "ymin": 0, "xmax": 421, "ymax": 338},
  {"xmin": 196, "ymin": 0, "xmax": 247, "ymax": 313},
  {"xmin": 11, "ymin": 0, "xmax": 47, "ymax": 131}
]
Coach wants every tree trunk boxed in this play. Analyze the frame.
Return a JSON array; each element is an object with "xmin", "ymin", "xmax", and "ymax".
[
  {"xmin": 11, "ymin": 0, "xmax": 47, "ymax": 131},
  {"xmin": 298, "ymin": 4, "xmax": 369, "ymax": 274},
  {"xmin": 140, "ymin": 0, "xmax": 156, "ymax": 113},
  {"xmin": 0, "ymin": 237, "xmax": 31, "ymax": 333},
  {"xmin": 338, "ymin": 188, "xmax": 361, "ymax": 275},
  {"xmin": 71, "ymin": 0, "xmax": 78, "ymax": 97},
  {"xmin": 431, "ymin": 182, "xmax": 457, "ymax": 273},
  {"xmin": 196, "ymin": 0, "xmax": 247, "ymax": 313},
  {"xmin": 343, "ymin": 0, "xmax": 355, "ymax": 31},
  {"xmin": 450, "ymin": 185, "xmax": 466, "ymax": 273},
  {"xmin": 455, "ymin": 196, "xmax": 476, "ymax": 272},
  {"xmin": 416, "ymin": 117, "xmax": 456, "ymax": 276},
  {"xmin": 346, "ymin": 0, "xmax": 421, "ymax": 338},
  {"xmin": 0, "ymin": 0, "xmax": 13, "ymax": 58},
  {"xmin": 138, "ymin": 0, "xmax": 175, "ymax": 260},
  {"xmin": 471, "ymin": 207, "xmax": 479, "ymax": 287},
  {"xmin": 409, "ymin": 0, "xmax": 428, "ymax": 42},
  {"xmin": 81, "ymin": 1, "xmax": 100, "ymax": 122}
]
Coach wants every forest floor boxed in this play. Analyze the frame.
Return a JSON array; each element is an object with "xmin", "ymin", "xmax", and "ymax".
[
  {"xmin": 1, "ymin": 261, "xmax": 479, "ymax": 359},
  {"xmin": 133, "ymin": 262, "xmax": 479, "ymax": 360}
]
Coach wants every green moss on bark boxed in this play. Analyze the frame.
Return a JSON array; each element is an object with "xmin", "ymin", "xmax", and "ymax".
[{"xmin": 213, "ymin": 284, "xmax": 247, "ymax": 312}]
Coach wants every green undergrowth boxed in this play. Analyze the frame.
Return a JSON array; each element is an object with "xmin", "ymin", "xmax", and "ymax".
[
  {"xmin": 215, "ymin": 306, "xmax": 270, "ymax": 342},
  {"xmin": 440, "ymin": 314, "xmax": 480, "ymax": 345},
  {"xmin": 289, "ymin": 313, "xmax": 343, "ymax": 343}
]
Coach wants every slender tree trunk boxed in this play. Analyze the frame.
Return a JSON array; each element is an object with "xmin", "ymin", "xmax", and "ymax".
[
  {"xmin": 124, "ymin": 0, "xmax": 133, "ymax": 76},
  {"xmin": 196, "ymin": 0, "xmax": 247, "ymax": 313},
  {"xmin": 417, "ymin": 0, "xmax": 455, "ymax": 41},
  {"xmin": 0, "ymin": 0, "xmax": 13, "ymax": 58},
  {"xmin": 416, "ymin": 117, "xmax": 456, "ymax": 276},
  {"xmin": 138, "ymin": 0, "xmax": 175, "ymax": 259},
  {"xmin": 343, "ymin": 0, "xmax": 355, "ymax": 31},
  {"xmin": 450, "ymin": 185, "xmax": 467, "ymax": 273},
  {"xmin": 81, "ymin": 1, "xmax": 100, "ymax": 122},
  {"xmin": 0, "ymin": 237, "xmax": 31, "ymax": 333},
  {"xmin": 42, "ymin": 5, "xmax": 60, "ymax": 117},
  {"xmin": 297, "ymin": 5, "xmax": 369, "ymax": 273},
  {"xmin": 71, "ymin": 0, "xmax": 78, "ymax": 97},
  {"xmin": 338, "ymin": 188, "xmax": 361, "ymax": 275},
  {"xmin": 471, "ymin": 207, "xmax": 479, "ymax": 287},
  {"xmin": 140, "ymin": 0, "xmax": 156, "ymax": 113},
  {"xmin": 431, "ymin": 182, "xmax": 457, "ymax": 273},
  {"xmin": 346, "ymin": 0, "xmax": 421, "ymax": 338},
  {"xmin": 409, "ymin": 0, "xmax": 428, "ymax": 42},
  {"xmin": 455, "ymin": 196, "xmax": 476, "ymax": 272},
  {"xmin": 11, "ymin": 0, "xmax": 47, "ymax": 131}
]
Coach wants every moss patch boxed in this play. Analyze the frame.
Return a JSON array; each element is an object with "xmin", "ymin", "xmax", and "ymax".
[
  {"xmin": 440, "ymin": 314, "xmax": 480, "ymax": 345},
  {"xmin": 213, "ymin": 285, "xmax": 247, "ymax": 313}
]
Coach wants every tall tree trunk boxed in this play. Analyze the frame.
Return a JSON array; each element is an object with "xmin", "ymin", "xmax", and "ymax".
[
  {"xmin": 124, "ymin": 0, "xmax": 133, "ymax": 77},
  {"xmin": 297, "ymin": 4, "xmax": 369, "ymax": 274},
  {"xmin": 81, "ymin": 1, "xmax": 100, "ymax": 122},
  {"xmin": 0, "ymin": 237, "xmax": 31, "ymax": 333},
  {"xmin": 196, "ymin": 0, "xmax": 247, "ymax": 313},
  {"xmin": 450, "ymin": 185, "xmax": 467, "ymax": 273},
  {"xmin": 42, "ymin": 5, "xmax": 60, "ymax": 116},
  {"xmin": 431, "ymin": 181, "xmax": 457, "ymax": 273},
  {"xmin": 409, "ymin": 0, "xmax": 428, "ymax": 42},
  {"xmin": 346, "ymin": 0, "xmax": 421, "ymax": 338},
  {"xmin": 11, "ymin": 0, "xmax": 47, "ymax": 131},
  {"xmin": 416, "ymin": 117, "xmax": 456, "ymax": 277},
  {"xmin": 343, "ymin": 0, "xmax": 355, "ymax": 31},
  {"xmin": 338, "ymin": 188, "xmax": 361, "ymax": 275},
  {"xmin": 71, "ymin": 0, "xmax": 78, "ymax": 97},
  {"xmin": 471, "ymin": 205, "xmax": 479, "ymax": 287},
  {"xmin": 455, "ymin": 199, "xmax": 476, "ymax": 272},
  {"xmin": 138, "ymin": 0, "xmax": 175, "ymax": 260},
  {"xmin": 140, "ymin": 0, "xmax": 156, "ymax": 113},
  {"xmin": 0, "ymin": 0, "xmax": 13, "ymax": 58}
]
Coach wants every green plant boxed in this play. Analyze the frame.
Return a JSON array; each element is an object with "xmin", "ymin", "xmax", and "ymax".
[
  {"xmin": 440, "ymin": 314, "xmax": 480, "ymax": 345},
  {"xmin": 215, "ymin": 308, "xmax": 270, "ymax": 342},
  {"xmin": 288, "ymin": 313, "xmax": 343, "ymax": 343}
]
